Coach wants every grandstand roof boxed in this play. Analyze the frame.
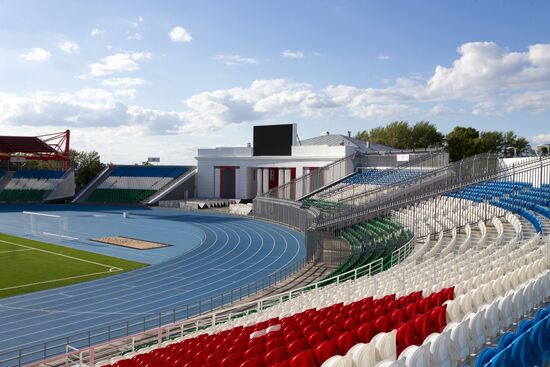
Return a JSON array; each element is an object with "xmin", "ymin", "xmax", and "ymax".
[
  {"xmin": 0, "ymin": 136, "xmax": 57, "ymax": 154},
  {"xmin": 300, "ymin": 134, "xmax": 395, "ymax": 153}
]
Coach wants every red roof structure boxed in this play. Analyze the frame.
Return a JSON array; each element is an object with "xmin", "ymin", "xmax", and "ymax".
[{"xmin": 0, "ymin": 130, "xmax": 70, "ymax": 170}]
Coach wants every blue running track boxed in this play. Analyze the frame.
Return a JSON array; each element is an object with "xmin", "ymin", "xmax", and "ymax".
[{"xmin": 0, "ymin": 205, "xmax": 305, "ymax": 366}]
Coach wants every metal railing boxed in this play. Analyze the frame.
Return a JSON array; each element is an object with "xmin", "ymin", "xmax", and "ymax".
[
  {"xmin": 253, "ymin": 197, "xmax": 319, "ymax": 232},
  {"xmin": 390, "ymin": 236, "xmax": 417, "ymax": 267},
  {"xmin": 315, "ymin": 149, "xmax": 447, "ymax": 202},
  {"xmin": 18, "ymin": 236, "xmax": 416, "ymax": 367},
  {"xmin": 316, "ymin": 153, "xmax": 508, "ymax": 228},
  {"xmin": 261, "ymin": 153, "xmax": 357, "ymax": 201},
  {"xmin": 0, "ymin": 257, "xmax": 307, "ymax": 367}
]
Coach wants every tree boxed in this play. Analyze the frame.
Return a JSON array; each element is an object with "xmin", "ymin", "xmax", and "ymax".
[
  {"xmin": 478, "ymin": 131, "xmax": 504, "ymax": 154},
  {"xmin": 502, "ymin": 131, "xmax": 531, "ymax": 157},
  {"xmin": 355, "ymin": 130, "xmax": 369, "ymax": 141},
  {"xmin": 410, "ymin": 121, "xmax": 444, "ymax": 149},
  {"xmin": 446, "ymin": 126, "xmax": 480, "ymax": 161},
  {"xmin": 355, "ymin": 121, "xmax": 443, "ymax": 150},
  {"xmin": 70, "ymin": 150, "xmax": 105, "ymax": 190}
]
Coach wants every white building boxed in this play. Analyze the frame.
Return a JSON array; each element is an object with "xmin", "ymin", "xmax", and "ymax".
[{"xmin": 195, "ymin": 125, "xmax": 394, "ymax": 200}]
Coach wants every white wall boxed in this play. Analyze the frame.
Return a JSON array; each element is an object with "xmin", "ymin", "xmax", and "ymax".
[{"xmin": 196, "ymin": 144, "xmax": 353, "ymax": 199}]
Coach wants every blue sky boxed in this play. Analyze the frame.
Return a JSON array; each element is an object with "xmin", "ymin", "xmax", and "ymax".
[{"xmin": 1, "ymin": 0, "xmax": 549, "ymax": 164}]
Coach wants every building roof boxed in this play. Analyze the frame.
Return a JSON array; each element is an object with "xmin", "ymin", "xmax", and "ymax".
[
  {"xmin": 299, "ymin": 134, "xmax": 396, "ymax": 153},
  {"xmin": 0, "ymin": 136, "xmax": 57, "ymax": 154}
]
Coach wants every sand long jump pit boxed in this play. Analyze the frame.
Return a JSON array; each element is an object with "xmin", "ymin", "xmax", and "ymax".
[{"xmin": 92, "ymin": 236, "xmax": 170, "ymax": 250}]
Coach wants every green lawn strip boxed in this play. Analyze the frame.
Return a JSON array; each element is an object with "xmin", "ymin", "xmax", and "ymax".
[{"xmin": 0, "ymin": 233, "xmax": 147, "ymax": 299}]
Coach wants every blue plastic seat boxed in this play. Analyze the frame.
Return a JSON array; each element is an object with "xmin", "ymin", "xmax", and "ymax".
[{"xmin": 475, "ymin": 348, "xmax": 498, "ymax": 367}]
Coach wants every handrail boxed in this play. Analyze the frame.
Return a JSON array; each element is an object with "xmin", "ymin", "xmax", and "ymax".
[
  {"xmin": 260, "ymin": 152, "xmax": 357, "ymax": 198},
  {"xmin": 144, "ymin": 168, "xmax": 197, "ymax": 205},
  {"xmin": 71, "ymin": 165, "xmax": 112, "ymax": 203},
  {"xmin": 15, "ymin": 235, "xmax": 417, "ymax": 367}
]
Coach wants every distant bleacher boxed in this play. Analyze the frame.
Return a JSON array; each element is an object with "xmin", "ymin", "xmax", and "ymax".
[
  {"xmin": 343, "ymin": 169, "xmax": 422, "ymax": 186},
  {"xmin": 86, "ymin": 165, "xmax": 190, "ymax": 203},
  {"xmin": 0, "ymin": 170, "xmax": 65, "ymax": 202}
]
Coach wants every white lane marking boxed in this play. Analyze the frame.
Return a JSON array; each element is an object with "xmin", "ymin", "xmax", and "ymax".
[
  {"xmin": 0, "ymin": 239, "xmax": 123, "ymax": 271},
  {"xmin": 0, "ymin": 248, "xmax": 35, "ymax": 254},
  {"xmin": 0, "ymin": 269, "xmax": 121, "ymax": 291}
]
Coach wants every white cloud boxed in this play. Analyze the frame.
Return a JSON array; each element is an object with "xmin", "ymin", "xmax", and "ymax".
[
  {"xmin": 427, "ymin": 42, "xmax": 550, "ymax": 100},
  {"xmin": 169, "ymin": 26, "xmax": 192, "ymax": 43},
  {"xmin": 59, "ymin": 41, "xmax": 79, "ymax": 54},
  {"xmin": 19, "ymin": 48, "xmax": 51, "ymax": 62},
  {"xmin": 505, "ymin": 91, "xmax": 550, "ymax": 114},
  {"xmin": 102, "ymin": 77, "xmax": 146, "ymax": 88},
  {"xmin": 281, "ymin": 50, "xmax": 304, "ymax": 59},
  {"xmin": 428, "ymin": 104, "xmax": 455, "ymax": 116},
  {"xmin": 91, "ymin": 28, "xmax": 105, "ymax": 38},
  {"xmin": 532, "ymin": 134, "xmax": 550, "ymax": 145},
  {"xmin": 215, "ymin": 54, "xmax": 258, "ymax": 66},
  {"xmin": 88, "ymin": 52, "xmax": 152, "ymax": 77},
  {"xmin": 377, "ymin": 54, "xmax": 391, "ymax": 60},
  {"xmin": 127, "ymin": 33, "xmax": 142, "ymax": 40},
  {"xmin": 138, "ymin": 16, "xmax": 144, "ymax": 22}
]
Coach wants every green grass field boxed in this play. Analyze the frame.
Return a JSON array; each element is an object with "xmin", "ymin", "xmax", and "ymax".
[{"xmin": 0, "ymin": 233, "xmax": 147, "ymax": 299}]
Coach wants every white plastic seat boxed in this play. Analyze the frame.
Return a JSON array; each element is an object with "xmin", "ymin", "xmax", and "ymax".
[
  {"xmin": 425, "ymin": 331, "xmax": 452, "ymax": 367},
  {"xmin": 321, "ymin": 355, "xmax": 353, "ymax": 367},
  {"xmin": 482, "ymin": 301, "xmax": 500, "ymax": 338},
  {"xmin": 466, "ymin": 311, "xmax": 486, "ymax": 351},
  {"xmin": 446, "ymin": 320, "xmax": 470, "ymax": 361},
  {"xmin": 373, "ymin": 330, "xmax": 397, "ymax": 361},
  {"xmin": 347, "ymin": 342, "xmax": 377, "ymax": 367},
  {"xmin": 398, "ymin": 344, "xmax": 430, "ymax": 367}
]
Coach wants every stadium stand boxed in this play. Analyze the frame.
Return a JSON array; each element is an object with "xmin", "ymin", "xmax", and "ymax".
[
  {"xmin": 85, "ymin": 166, "xmax": 190, "ymax": 203},
  {"xmin": 474, "ymin": 304, "xmax": 550, "ymax": 366},
  {"xmin": 89, "ymin": 180, "xmax": 549, "ymax": 367},
  {"xmin": 13, "ymin": 154, "xmax": 550, "ymax": 367},
  {"xmin": 342, "ymin": 169, "xmax": 423, "ymax": 186},
  {"xmin": 328, "ymin": 218, "xmax": 410, "ymax": 279},
  {"xmin": 0, "ymin": 170, "xmax": 65, "ymax": 202}
]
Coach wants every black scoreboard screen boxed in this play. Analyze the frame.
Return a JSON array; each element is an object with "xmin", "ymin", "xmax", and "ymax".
[{"xmin": 253, "ymin": 124, "xmax": 294, "ymax": 156}]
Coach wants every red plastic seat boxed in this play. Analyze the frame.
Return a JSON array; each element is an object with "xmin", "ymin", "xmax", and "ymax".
[
  {"xmin": 418, "ymin": 297, "xmax": 434, "ymax": 314},
  {"xmin": 244, "ymin": 344, "xmax": 265, "ymax": 359},
  {"xmin": 248, "ymin": 336, "xmax": 266, "ymax": 348},
  {"xmin": 264, "ymin": 347, "xmax": 288, "ymax": 365},
  {"xmin": 318, "ymin": 318, "xmax": 332, "ymax": 331},
  {"xmin": 413, "ymin": 313, "xmax": 433, "ymax": 343},
  {"xmin": 239, "ymin": 357, "xmax": 263, "ymax": 367},
  {"xmin": 266, "ymin": 337, "xmax": 284, "ymax": 351},
  {"xmin": 301, "ymin": 324, "xmax": 318, "ymax": 337},
  {"xmin": 390, "ymin": 309, "xmax": 408, "ymax": 328},
  {"xmin": 405, "ymin": 302, "xmax": 419, "ymax": 318},
  {"xmin": 359, "ymin": 311, "xmax": 373, "ymax": 323},
  {"xmin": 287, "ymin": 338, "xmax": 307, "ymax": 357},
  {"xmin": 284, "ymin": 331, "xmax": 301, "ymax": 344},
  {"xmin": 343, "ymin": 316, "xmax": 360, "ymax": 331},
  {"xmin": 220, "ymin": 353, "xmax": 241, "ymax": 367},
  {"xmin": 355, "ymin": 322, "xmax": 375, "ymax": 343},
  {"xmin": 325, "ymin": 322, "xmax": 344, "ymax": 339},
  {"xmin": 307, "ymin": 330, "xmax": 326, "ymax": 348},
  {"xmin": 396, "ymin": 321, "xmax": 417, "ymax": 356},
  {"xmin": 314, "ymin": 339, "xmax": 337, "ymax": 365},
  {"xmin": 336, "ymin": 331, "xmax": 357, "ymax": 354},
  {"xmin": 374, "ymin": 315, "xmax": 392, "ymax": 333},
  {"xmin": 228, "ymin": 343, "xmax": 247, "ymax": 358},
  {"xmin": 431, "ymin": 304, "xmax": 448, "ymax": 333},
  {"xmin": 207, "ymin": 350, "xmax": 224, "ymax": 364},
  {"xmin": 290, "ymin": 350, "xmax": 315, "ymax": 367}
]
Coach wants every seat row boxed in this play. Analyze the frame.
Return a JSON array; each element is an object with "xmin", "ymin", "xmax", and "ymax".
[{"xmin": 474, "ymin": 303, "xmax": 550, "ymax": 367}]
